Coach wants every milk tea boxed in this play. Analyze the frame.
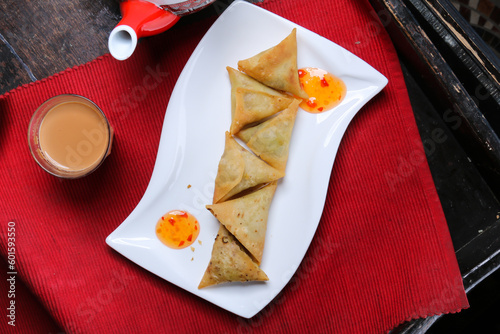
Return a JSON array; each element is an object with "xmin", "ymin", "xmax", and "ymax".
[
  {"xmin": 28, "ymin": 95, "xmax": 112, "ymax": 178},
  {"xmin": 39, "ymin": 101, "xmax": 110, "ymax": 172}
]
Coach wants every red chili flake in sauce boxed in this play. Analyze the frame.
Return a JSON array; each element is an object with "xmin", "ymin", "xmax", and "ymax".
[
  {"xmin": 306, "ymin": 99, "xmax": 317, "ymax": 108},
  {"xmin": 318, "ymin": 107, "xmax": 324, "ymax": 111},
  {"xmin": 187, "ymin": 234, "xmax": 193, "ymax": 242},
  {"xmin": 298, "ymin": 69, "xmax": 306, "ymax": 78},
  {"xmin": 320, "ymin": 78, "xmax": 329, "ymax": 87},
  {"xmin": 178, "ymin": 240, "xmax": 185, "ymax": 247},
  {"xmin": 168, "ymin": 218, "xmax": 175, "ymax": 226}
]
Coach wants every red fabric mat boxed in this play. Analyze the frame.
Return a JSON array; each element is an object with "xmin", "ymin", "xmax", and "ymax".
[{"xmin": 0, "ymin": 0, "xmax": 468, "ymax": 333}]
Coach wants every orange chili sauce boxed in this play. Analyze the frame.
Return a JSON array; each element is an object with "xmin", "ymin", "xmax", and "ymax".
[
  {"xmin": 298, "ymin": 67, "xmax": 346, "ymax": 113},
  {"xmin": 156, "ymin": 210, "xmax": 200, "ymax": 249}
]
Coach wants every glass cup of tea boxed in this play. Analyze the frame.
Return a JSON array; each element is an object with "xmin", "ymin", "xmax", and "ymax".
[{"xmin": 28, "ymin": 94, "xmax": 113, "ymax": 179}]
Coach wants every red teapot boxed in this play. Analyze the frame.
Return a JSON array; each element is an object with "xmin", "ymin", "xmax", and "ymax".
[{"xmin": 109, "ymin": 0, "xmax": 215, "ymax": 60}]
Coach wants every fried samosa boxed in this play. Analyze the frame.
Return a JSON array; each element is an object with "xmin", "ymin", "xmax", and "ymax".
[
  {"xmin": 198, "ymin": 224, "xmax": 268, "ymax": 289},
  {"xmin": 237, "ymin": 99, "xmax": 300, "ymax": 173},
  {"xmin": 237, "ymin": 28, "xmax": 308, "ymax": 99},
  {"xmin": 213, "ymin": 132, "xmax": 284, "ymax": 203},
  {"xmin": 232, "ymin": 87, "xmax": 294, "ymax": 134},
  {"xmin": 207, "ymin": 181, "xmax": 277, "ymax": 264},
  {"xmin": 227, "ymin": 67, "xmax": 293, "ymax": 134}
]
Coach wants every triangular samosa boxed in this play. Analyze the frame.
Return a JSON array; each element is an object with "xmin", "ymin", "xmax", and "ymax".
[
  {"xmin": 198, "ymin": 224, "xmax": 268, "ymax": 289},
  {"xmin": 231, "ymin": 87, "xmax": 293, "ymax": 134},
  {"xmin": 237, "ymin": 99, "xmax": 300, "ymax": 173},
  {"xmin": 213, "ymin": 132, "xmax": 284, "ymax": 203},
  {"xmin": 237, "ymin": 28, "xmax": 308, "ymax": 99},
  {"xmin": 207, "ymin": 182, "xmax": 277, "ymax": 264},
  {"xmin": 227, "ymin": 67, "xmax": 293, "ymax": 134}
]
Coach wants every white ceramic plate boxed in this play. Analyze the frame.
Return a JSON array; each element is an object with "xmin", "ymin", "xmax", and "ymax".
[{"xmin": 106, "ymin": 0, "xmax": 388, "ymax": 318}]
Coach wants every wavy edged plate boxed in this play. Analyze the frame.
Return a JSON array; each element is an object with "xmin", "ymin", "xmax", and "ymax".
[{"xmin": 106, "ymin": 0, "xmax": 388, "ymax": 318}]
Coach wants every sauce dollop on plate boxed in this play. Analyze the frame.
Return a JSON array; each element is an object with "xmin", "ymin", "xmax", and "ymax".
[
  {"xmin": 298, "ymin": 67, "xmax": 346, "ymax": 113},
  {"xmin": 156, "ymin": 210, "xmax": 200, "ymax": 249}
]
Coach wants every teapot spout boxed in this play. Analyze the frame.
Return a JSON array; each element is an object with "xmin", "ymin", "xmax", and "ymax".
[{"xmin": 108, "ymin": 0, "xmax": 179, "ymax": 60}]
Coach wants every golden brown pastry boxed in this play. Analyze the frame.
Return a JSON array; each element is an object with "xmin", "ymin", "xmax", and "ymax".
[
  {"xmin": 237, "ymin": 28, "xmax": 308, "ymax": 99},
  {"xmin": 232, "ymin": 87, "xmax": 293, "ymax": 134},
  {"xmin": 212, "ymin": 132, "xmax": 284, "ymax": 203},
  {"xmin": 198, "ymin": 224, "xmax": 268, "ymax": 289},
  {"xmin": 207, "ymin": 181, "xmax": 277, "ymax": 264},
  {"xmin": 237, "ymin": 99, "xmax": 300, "ymax": 173},
  {"xmin": 227, "ymin": 67, "xmax": 294, "ymax": 134}
]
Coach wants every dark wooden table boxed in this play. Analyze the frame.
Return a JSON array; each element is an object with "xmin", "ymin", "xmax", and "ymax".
[
  {"xmin": 2, "ymin": 0, "xmax": 500, "ymax": 332},
  {"xmin": 0, "ymin": 1, "xmax": 120, "ymax": 94}
]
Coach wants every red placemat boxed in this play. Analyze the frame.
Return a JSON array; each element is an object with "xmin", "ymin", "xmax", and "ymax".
[{"xmin": 0, "ymin": 0, "xmax": 468, "ymax": 333}]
